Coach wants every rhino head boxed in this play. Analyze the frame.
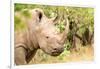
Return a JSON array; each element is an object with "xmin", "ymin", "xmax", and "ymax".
[{"xmin": 26, "ymin": 8, "xmax": 69, "ymax": 56}]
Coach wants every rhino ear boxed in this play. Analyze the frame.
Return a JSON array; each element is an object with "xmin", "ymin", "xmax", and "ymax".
[
  {"xmin": 51, "ymin": 16, "xmax": 59, "ymax": 24},
  {"xmin": 38, "ymin": 12, "xmax": 43, "ymax": 21}
]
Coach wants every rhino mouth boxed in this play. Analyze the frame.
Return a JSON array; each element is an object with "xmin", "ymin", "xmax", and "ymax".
[
  {"xmin": 51, "ymin": 51, "xmax": 62, "ymax": 56},
  {"xmin": 51, "ymin": 49, "xmax": 64, "ymax": 56}
]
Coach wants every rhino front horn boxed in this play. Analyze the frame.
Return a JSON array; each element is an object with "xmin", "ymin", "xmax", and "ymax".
[{"xmin": 60, "ymin": 16, "xmax": 69, "ymax": 44}]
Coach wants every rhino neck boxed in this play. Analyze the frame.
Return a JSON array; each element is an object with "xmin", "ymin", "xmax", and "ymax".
[{"xmin": 26, "ymin": 26, "xmax": 40, "ymax": 50}]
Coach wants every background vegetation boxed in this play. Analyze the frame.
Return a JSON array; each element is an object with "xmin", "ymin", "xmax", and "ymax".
[{"xmin": 14, "ymin": 3, "xmax": 94, "ymax": 64}]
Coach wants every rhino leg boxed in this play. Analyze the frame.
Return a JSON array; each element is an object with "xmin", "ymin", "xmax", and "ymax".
[
  {"xmin": 26, "ymin": 49, "xmax": 37, "ymax": 63},
  {"xmin": 15, "ymin": 46, "xmax": 27, "ymax": 65}
]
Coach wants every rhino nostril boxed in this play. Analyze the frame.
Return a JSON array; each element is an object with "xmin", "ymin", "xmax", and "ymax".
[
  {"xmin": 53, "ymin": 48, "xmax": 58, "ymax": 51},
  {"xmin": 52, "ymin": 47, "xmax": 64, "ymax": 54}
]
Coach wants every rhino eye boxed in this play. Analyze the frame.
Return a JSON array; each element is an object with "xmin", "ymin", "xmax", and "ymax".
[{"xmin": 46, "ymin": 36, "xmax": 49, "ymax": 39}]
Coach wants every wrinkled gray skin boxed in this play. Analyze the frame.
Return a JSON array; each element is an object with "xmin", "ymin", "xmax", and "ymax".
[{"xmin": 15, "ymin": 8, "xmax": 69, "ymax": 65}]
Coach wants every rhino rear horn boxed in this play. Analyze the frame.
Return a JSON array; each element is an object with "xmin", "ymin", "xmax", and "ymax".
[{"xmin": 51, "ymin": 16, "xmax": 60, "ymax": 24}]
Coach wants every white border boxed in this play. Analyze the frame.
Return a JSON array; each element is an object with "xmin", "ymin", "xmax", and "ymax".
[
  {"xmin": 11, "ymin": 0, "xmax": 14, "ymax": 68},
  {"xmin": 10, "ymin": 0, "xmax": 97, "ymax": 69},
  {"xmin": 14, "ymin": 0, "xmax": 95, "ymax": 7}
]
